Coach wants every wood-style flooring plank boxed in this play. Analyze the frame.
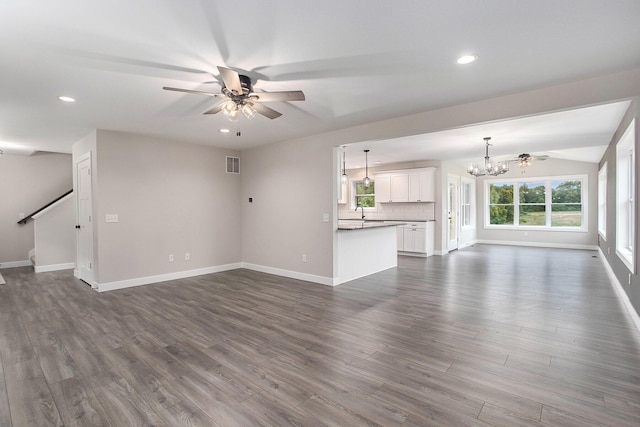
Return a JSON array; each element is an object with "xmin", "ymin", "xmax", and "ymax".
[{"xmin": 0, "ymin": 245, "xmax": 638, "ymax": 426}]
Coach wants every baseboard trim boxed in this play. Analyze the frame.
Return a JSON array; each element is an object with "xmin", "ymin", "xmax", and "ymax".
[
  {"xmin": 476, "ymin": 240, "xmax": 598, "ymax": 251},
  {"xmin": 0, "ymin": 260, "xmax": 32, "ymax": 269},
  {"xmin": 35, "ymin": 262, "xmax": 75, "ymax": 273},
  {"xmin": 97, "ymin": 263, "xmax": 243, "ymax": 292},
  {"xmin": 598, "ymin": 248, "xmax": 640, "ymax": 333},
  {"xmin": 241, "ymin": 262, "xmax": 335, "ymax": 287}
]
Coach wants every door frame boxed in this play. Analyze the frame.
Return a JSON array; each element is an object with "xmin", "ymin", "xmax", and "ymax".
[
  {"xmin": 447, "ymin": 174, "xmax": 460, "ymax": 252},
  {"xmin": 74, "ymin": 152, "xmax": 95, "ymax": 287}
]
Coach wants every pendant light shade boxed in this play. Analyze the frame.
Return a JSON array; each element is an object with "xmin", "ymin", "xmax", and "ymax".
[
  {"xmin": 341, "ymin": 150, "xmax": 348, "ymax": 183},
  {"xmin": 363, "ymin": 149, "xmax": 371, "ymax": 188}
]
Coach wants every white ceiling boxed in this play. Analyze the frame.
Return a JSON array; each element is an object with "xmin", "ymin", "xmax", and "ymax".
[{"xmin": 0, "ymin": 1, "xmax": 639, "ymax": 161}]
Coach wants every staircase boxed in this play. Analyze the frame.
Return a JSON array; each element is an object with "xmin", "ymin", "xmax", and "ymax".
[{"xmin": 19, "ymin": 191, "xmax": 75, "ymax": 273}]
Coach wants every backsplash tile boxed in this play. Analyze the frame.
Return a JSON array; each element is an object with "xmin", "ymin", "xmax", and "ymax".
[{"xmin": 339, "ymin": 201, "xmax": 435, "ymax": 221}]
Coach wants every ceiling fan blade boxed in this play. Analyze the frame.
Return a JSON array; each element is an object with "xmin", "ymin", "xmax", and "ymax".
[
  {"xmin": 249, "ymin": 91, "xmax": 305, "ymax": 102},
  {"xmin": 217, "ymin": 66, "xmax": 243, "ymax": 95},
  {"xmin": 163, "ymin": 86, "xmax": 223, "ymax": 97},
  {"xmin": 252, "ymin": 102, "xmax": 282, "ymax": 119},
  {"xmin": 533, "ymin": 155, "xmax": 549, "ymax": 160},
  {"xmin": 203, "ymin": 104, "xmax": 224, "ymax": 115}
]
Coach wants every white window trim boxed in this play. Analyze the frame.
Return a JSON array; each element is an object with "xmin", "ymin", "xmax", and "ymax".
[
  {"xmin": 616, "ymin": 119, "xmax": 636, "ymax": 273},
  {"xmin": 460, "ymin": 177, "xmax": 475, "ymax": 230},
  {"xmin": 598, "ymin": 162, "xmax": 607, "ymax": 239},
  {"xmin": 484, "ymin": 174, "xmax": 588, "ymax": 232},
  {"xmin": 351, "ymin": 179, "xmax": 377, "ymax": 210}
]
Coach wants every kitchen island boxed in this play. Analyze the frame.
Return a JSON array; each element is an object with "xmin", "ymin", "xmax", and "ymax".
[{"xmin": 336, "ymin": 220, "xmax": 401, "ymax": 284}]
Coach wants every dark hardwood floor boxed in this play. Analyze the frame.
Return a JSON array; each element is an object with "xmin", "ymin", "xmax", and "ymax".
[{"xmin": 1, "ymin": 245, "xmax": 639, "ymax": 426}]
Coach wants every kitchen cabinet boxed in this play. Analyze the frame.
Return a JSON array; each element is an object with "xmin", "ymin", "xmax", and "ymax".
[
  {"xmin": 375, "ymin": 168, "xmax": 435, "ymax": 203},
  {"xmin": 375, "ymin": 173, "xmax": 409, "ymax": 203},
  {"xmin": 396, "ymin": 226, "xmax": 404, "ymax": 249},
  {"xmin": 398, "ymin": 221, "xmax": 434, "ymax": 256},
  {"xmin": 409, "ymin": 168, "xmax": 435, "ymax": 202}
]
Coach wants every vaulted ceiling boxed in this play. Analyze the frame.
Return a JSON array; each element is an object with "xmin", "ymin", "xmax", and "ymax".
[{"xmin": 1, "ymin": 1, "xmax": 639, "ymax": 164}]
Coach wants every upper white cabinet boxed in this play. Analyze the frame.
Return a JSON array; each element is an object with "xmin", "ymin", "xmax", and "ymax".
[
  {"xmin": 375, "ymin": 168, "xmax": 435, "ymax": 203},
  {"xmin": 409, "ymin": 168, "xmax": 435, "ymax": 202}
]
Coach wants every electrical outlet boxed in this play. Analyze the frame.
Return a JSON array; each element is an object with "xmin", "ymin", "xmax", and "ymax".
[
  {"xmin": 185, "ymin": 252, "xmax": 190, "ymax": 261},
  {"xmin": 630, "ymin": 273, "xmax": 632, "ymax": 285},
  {"xmin": 168, "ymin": 254, "xmax": 174, "ymax": 262},
  {"xmin": 607, "ymin": 247, "xmax": 610, "ymax": 255},
  {"xmin": 302, "ymin": 254, "xmax": 307, "ymax": 263}
]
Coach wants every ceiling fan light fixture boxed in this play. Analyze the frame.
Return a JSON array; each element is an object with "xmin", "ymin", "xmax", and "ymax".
[
  {"xmin": 518, "ymin": 153, "xmax": 532, "ymax": 167},
  {"xmin": 241, "ymin": 103, "xmax": 256, "ymax": 120}
]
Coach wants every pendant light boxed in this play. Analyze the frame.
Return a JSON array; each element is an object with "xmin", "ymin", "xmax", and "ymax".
[
  {"xmin": 467, "ymin": 137, "xmax": 509, "ymax": 177},
  {"xmin": 341, "ymin": 149, "xmax": 348, "ymax": 183},
  {"xmin": 363, "ymin": 149, "xmax": 371, "ymax": 188}
]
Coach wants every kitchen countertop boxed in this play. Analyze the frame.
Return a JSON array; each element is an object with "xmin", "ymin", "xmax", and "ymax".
[{"xmin": 337, "ymin": 220, "xmax": 407, "ymax": 230}]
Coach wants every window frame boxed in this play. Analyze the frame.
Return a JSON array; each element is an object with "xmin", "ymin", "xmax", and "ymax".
[
  {"xmin": 460, "ymin": 177, "xmax": 475, "ymax": 230},
  {"xmin": 484, "ymin": 174, "xmax": 588, "ymax": 232},
  {"xmin": 616, "ymin": 119, "xmax": 636, "ymax": 273},
  {"xmin": 351, "ymin": 179, "xmax": 377, "ymax": 210},
  {"xmin": 598, "ymin": 162, "xmax": 607, "ymax": 239}
]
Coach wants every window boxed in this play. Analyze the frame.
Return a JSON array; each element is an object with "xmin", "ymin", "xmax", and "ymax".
[
  {"xmin": 486, "ymin": 175, "xmax": 587, "ymax": 230},
  {"xmin": 551, "ymin": 180, "xmax": 583, "ymax": 227},
  {"xmin": 489, "ymin": 182, "xmax": 514, "ymax": 225},
  {"xmin": 598, "ymin": 162, "xmax": 607, "ymax": 239},
  {"xmin": 616, "ymin": 119, "xmax": 635, "ymax": 272},
  {"xmin": 461, "ymin": 178, "xmax": 475, "ymax": 228},
  {"xmin": 519, "ymin": 181, "xmax": 546, "ymax": 226},
  {"xmin": 353, "ymin": 180, "xmax": 375, "ymax": 208}
]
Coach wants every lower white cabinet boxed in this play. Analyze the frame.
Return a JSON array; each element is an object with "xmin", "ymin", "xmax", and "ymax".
[{"xmin": 397, "ymin": 221, "xmax": 434, "ymax": 256}]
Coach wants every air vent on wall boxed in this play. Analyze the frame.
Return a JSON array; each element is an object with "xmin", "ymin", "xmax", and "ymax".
[{"xmin": 226, "ymin": 156, "xmax": 240, "ymax": 174}]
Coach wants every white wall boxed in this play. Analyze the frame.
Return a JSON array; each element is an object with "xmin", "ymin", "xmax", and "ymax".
[
  {"xmin": 598, "ymin": 99, "xmax": 640, "ymax": 315},
  {"xmin": 75, "ymin": 130, "xmax": 242, "ymax": 287},
  {"xmin": 33, "ymin": 195, "xmax": 75, "ymax": 271},
  {"xmin": 241, "ymin": 136, "xmax": 335, "ymax": 282},
  {"xmin": 0, "ymin": 152, "xmax": 72, "ymax": 267}
]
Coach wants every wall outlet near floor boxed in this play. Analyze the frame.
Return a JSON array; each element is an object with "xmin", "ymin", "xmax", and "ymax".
[
  {"xmin": 302, "ymin": 254, "xmax": 307, "ymax": 262},
  {"xmin": 168, "ymin": 254, "xmax": 174, "ymax": 262},
  {"xmin": 185, "ymin": 252, "xmax": 190, "ymax": 261}
]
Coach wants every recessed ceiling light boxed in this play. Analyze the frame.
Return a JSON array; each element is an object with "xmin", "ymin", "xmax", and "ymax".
[
  {"xmin": 58, "ymin": 96, "xmax": 76, "ymax": 102},
  {"xmin": 219, "ymin": 128, "xmax": 230, "ymax": 133},
  {"xmin": 456, "ymin": 55, "xmax": 478, "ymax": 65}
]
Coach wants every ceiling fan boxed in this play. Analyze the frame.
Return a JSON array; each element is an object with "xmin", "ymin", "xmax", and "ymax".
[
  {"xmin": 163, "ymin": 66, "xmax": 305, "ymax": 120},
  {"xmin": 512, "ymin": 152, "xmax": 549, "ymax": 167}
]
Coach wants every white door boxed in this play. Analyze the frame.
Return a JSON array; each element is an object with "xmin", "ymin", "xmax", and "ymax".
[
  {"xmin": 447, "ymin": 175, "xmax": 459, "ymax": 252},
  {"xmin": 76, "ymin": 155, "xmax": 94, "ymax": 286}
]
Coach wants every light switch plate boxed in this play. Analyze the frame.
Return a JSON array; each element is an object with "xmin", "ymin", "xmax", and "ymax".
[
  {"xmin": 105, "ymin": 214, "xmax": 118, "ymax": 223},
  {"xmin": 322, "ymin": 213, "xmax": 329, "ymax": 222}
]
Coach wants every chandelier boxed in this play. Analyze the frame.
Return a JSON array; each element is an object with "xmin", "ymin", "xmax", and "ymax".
[{"xmin": 467, "ymin": 137, "xmax": 509, "ymax": 177}]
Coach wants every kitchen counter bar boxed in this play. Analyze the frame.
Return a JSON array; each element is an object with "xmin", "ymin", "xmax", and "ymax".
[{"xmin": 337, "ymin": 221, "xmax": 405, "ymax": 230}]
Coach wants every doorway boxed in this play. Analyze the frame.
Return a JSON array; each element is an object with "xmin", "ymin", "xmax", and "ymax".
[
  {"xmin": 447, "ymin": 174, "xmax": 459, "ymax": 252},
  {"xmin": 75, "ymin": 153, "xmax": 94, "ymax": 286}
]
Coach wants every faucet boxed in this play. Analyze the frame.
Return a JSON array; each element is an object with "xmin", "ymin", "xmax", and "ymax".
[{"xmin": 355, "ymin": 205, "xmax": 365, "ymax": 220}]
